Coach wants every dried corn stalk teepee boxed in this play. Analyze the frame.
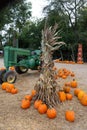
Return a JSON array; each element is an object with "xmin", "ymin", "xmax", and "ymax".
[{"xmin": 34, "ymin": 24, "xmax": 65, "ymax": 108}]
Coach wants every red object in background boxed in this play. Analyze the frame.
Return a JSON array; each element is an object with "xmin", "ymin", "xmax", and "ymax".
[
  {"xmin": 77, "ymin": 44, "xmax": 83, "ymax": 62},
  {"xmin": 77, "ymin": 52, "xmax": 82, "ymax": 57}
]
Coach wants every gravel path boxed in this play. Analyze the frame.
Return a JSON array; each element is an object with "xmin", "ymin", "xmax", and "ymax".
[{"xmin": 0, "ymin": 58, "xmax": 87, "ymax": 130}]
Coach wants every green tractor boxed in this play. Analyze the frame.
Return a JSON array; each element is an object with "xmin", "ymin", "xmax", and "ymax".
[{"xmin": 0, "ymin": 46, "xmax": 41, "ymax": 84}]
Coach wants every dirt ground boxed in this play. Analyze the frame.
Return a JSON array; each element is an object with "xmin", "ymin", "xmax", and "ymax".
[{"xmin": 0, "ymin": 58, "xmax": 87, "ymax": 130}]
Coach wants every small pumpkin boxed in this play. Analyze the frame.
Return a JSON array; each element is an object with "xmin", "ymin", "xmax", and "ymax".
[
  {"xmin": 34, "ymin": 100, "xmax": 42, "ymax": 109},
  {"xmin": 31, "ymin": 90, "xmax": 36, "ymax": 97},
  {"xmin": 63, "ymin": 86, "xmax": 70, "ymax": 93},
  {"xmin": 6, "ymin": 83, "xmax": 15, "ymax": 93},
  {"xmin": 58, "ymin": 91, "xmax": 66, "ymax": 102},
  {"xmin": 62, "ymin": 75, "xmax": 67, "ymax": 79},
  {"xmin": 65, "ymin": 110, "xmax": 75, "ymax": 122},
  {"xmin": 9, "ymin": 66, "xmax": 15, "ymax": 71},
  {"xmin": 52, "ymin": 66, "xmax": 57, "ymax": 71},
  {"xmin": 21, "ymin": 99, "xmax": 30, "ymax": 109},
  {"xmin": 65, "ymin": 82, "xmax": 71, "ymax": 87},
  {"xmin": 11, "ymin": 88, "xmax": 18, "ymax": 94},
  {"xmin": 46, "ymin": 108, "xmax": 57, "ymax": 119},
  {"xmin": 38, "ymin": 104, "xmax": 48, "ymax": 114},
  {"xmin": 0, "ymin": 67, "xmax": 6, "ymax": 70},
  {"xmin": 71, "ymin": 79, "xmax": 77, "ymax": 88},
  {"xmin": 64, "ymin": 71, "xmax": 69, "ymax": 76},
  {"xmin": 74, "ymin": 88, "xmax": 81, "ymax": 96},
  {"xmin": 1, "ymin": 82, "xmax": 9, "ymax": 90},
  {"xmin": 58, "ymin": 72, "xmax": 63, "ymax": 77},
  {"xmin": 24, "ymin": 95, "xmax": 32, "ymax": 101},
  {"xmin": 66, "ymin": 93, "xmax": 73, "ymax": 100},
  {"xmin": 70, "ymin": 72, "xmax": 75, "ymax": 77}
]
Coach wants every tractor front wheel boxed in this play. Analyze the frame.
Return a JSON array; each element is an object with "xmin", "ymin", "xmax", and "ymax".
[
  {"xmin": 0, "ymin": 69, "xmax": 6, "ymax": 84},
  {"xmin": 15, "ymin": 66, "xmax": 28, "ymax": 74},
  {"xmin": 4, "ymin": 70, "xmax": 17, "ymax": 83}
]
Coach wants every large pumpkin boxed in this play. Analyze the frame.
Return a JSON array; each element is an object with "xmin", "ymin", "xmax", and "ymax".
[
  {"xmin": 46, "ymin": 108, "xmax": 57, "ymax": 119},
  {"xmin": 80, "ymin": 94, "xmax": 87, "ymax": 106},
  {"xmin": 34, "ymin": 100, "xmax": 42, "ymax": 109},
  {"xmin": 38, "ymin": 104, "xmax": 47, "ymax": 114},
  {"xmin": 65, "ymin": 110, "xmax": 75, "ymax": 122},
  {"xmin": 74, "ymin": 88, "xmax": 81, "ymax": 96},
  {"xmin": 78, "ymin": 91, "xmax": 85, "ymax": 100},
  {"xmin": 21, "ymin": 99, "xmax": 30, "ymax": 109}
]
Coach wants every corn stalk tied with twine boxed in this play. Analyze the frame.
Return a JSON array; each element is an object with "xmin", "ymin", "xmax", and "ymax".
[{"xmin": 33, "ymin": 23, "xmax": 65, "ymax": 108}]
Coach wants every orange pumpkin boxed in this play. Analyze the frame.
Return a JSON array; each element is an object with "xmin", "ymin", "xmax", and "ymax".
[
  {"xmin": 58, "ymin": 91, "xmax": 66, "ymax": 102},
  {"xmin": 78, "ymin": 90, "xmax": 85, "ymax": 100},
  {"xmin": 58, "ymin": 72, "xmax": 63, "ymax": 77},
  {"xmin": 74, "ymin": 88, "xmax": 81, "ymax": 96},
  {"xmin": 31, "ymin": 90, "xmax": 36, "ymax": 97},
  {"xmin": 34, "ymin": 100, "xmax": 42, "ymax": 109},
  {"xmin": 21, "ymin": 99, "xmax": 30, "ymax": 109},
  {"xmin": 71, "ymin": 79, "xmax": 77, "ymax": 88},
  {"xmin": 52, "ymin": 66, "xmax": 57, "ymax": 71},
  {"xmin": 0, "ymin": 67, "xmax": 6, "ymax": 70},
  {"xmin": 80, "ymin": 94, "xmax": 87, "ymax": 106},
  {"xmin": 24, "ymin": 95, "xmax": 32, "ymax": 101},
  {"xmin": 62, "ymin": 75, "xmax": 67, "ymax": 79},
  {"xmin": 1, "ymin": 82, "xmax": 9, "ymax": 90},
  {"xmin": 65, "ymin": 82, "xmax": 71, "ymax": 87},
  {"xmin": 6, "ymin": 83, "xmax": 15, "ymax": 93},
  {"xmin": 46, "ymin": 108, "xmax": 57, "ymax": 119},
  {"xmin": 9, "ymin": 66, "xmax": 15, "ymax": 71},
  {"xmin": 66, "ymin": 93, "xmax": 73, "ymax": 100},
  {"xmin": 38, "ymin": 104, "xmax": 48, "ymax": 114},
  {"xmin": 11, "ymin": 88, "xmax": 18, "ymax": 94},
  {"xmin": 65, "ymin": 110, "xmax": 75, "ymax": 122},
  {"xmin": 63, "ymin": 86, "xmax": 70, "ymax": 93},
  {"xmin": 70, "ymin": 72, "xmax": 75, "ymax": 77}
]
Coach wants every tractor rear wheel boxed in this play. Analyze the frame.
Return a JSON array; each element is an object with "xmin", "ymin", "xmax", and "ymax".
[
  {"xmin": 0, "ymin": 69, "xmax": 6, "ymax": 84},
  {"xmin": 4, "ymin": 70, "xmax": 17, "ymax": 83},
  {"xmin": 15, "ymin": 66, "xmax": 28, "ymax": 74}
]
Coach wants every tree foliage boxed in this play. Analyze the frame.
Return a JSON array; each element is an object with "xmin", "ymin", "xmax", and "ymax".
[
  {"xmin": 43, "ymin": 0, "xmax": 87, "ymax": 61},
  {"xmin": 0, "ymin": 0, "xmax": 32, "ymax": 47}
]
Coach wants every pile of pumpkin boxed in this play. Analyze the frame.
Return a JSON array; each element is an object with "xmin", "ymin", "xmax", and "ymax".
[
  {"xmin": 21, "ymin": 90, "xmax": 57, "ymax": 119},
  {"xmin": 59, "ymin": 80, "xmax": 87, "ymax": 107},
  {"xmin": 21, "ymin": 73, "xmax": 87, "ymax": 121},
  {"xmin": 53, "ymin": 67, "xmax": 75, "ymax": 79},
  {"xmin": 53, "ymin": 67, "xmax": 87, "ymax": 107},
  {"xmin": 1, "ymin": 82, "xmax": 18, "ymax": 94},
  {"xmin": 20, "ymin": 67, "xmax": 78, "ymax": 121},
  {"xmin": 0, "ymin": 66, "xmax": 15, "ymax": 71},
  {"xmin": 20, "ymin": 79, "xmax": 77, "ymax": 121},
  {"xmin": 54, "ymin": 59, "xmax": 76, "ymax": 64},
  {"xmin": 54, "ymin": 59, "xmax": 84, "ymax": 64},
  {"xmin": 58, "ymin": 78, "xmax": 87, "ymax": 122}
]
